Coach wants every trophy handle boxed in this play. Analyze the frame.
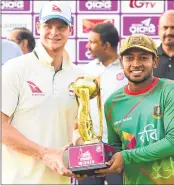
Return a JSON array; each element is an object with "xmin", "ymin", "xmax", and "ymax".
[{"xmin": 96, "ymin": 85, "xmax": 103, "ymax": 142}]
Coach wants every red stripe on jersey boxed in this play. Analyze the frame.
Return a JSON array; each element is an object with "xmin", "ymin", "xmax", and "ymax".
[{"xmin": 124, "ymin": 77, "xmax": 159, "ymax": 95}]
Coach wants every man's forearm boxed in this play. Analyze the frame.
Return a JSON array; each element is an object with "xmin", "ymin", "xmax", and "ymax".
[
  {"xmin": 121, "ymin": 137, "xmax": 174, "ymax": 165},
  {"xmin": 2, "ymin": 123, "xmax": 46, "ymax": 159}
]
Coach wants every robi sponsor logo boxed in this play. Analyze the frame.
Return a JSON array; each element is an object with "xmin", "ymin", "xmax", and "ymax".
[
  {"xmin": 79, "ymin": 0, "xmax": 118, "ymax": 12},
  {"xmin": 122, "ymin": 16, "xmax": 159, "ymax": 37},
  {"xmin": 129, "ymin": 0, "xmax": 156, "ymax": 8},
  {"xmin": 1, "ymin": 1, "xmax": 24, "ymax": 9},
  {"xmin": 85, "ymin": 0, "xmax": 111, "ymax": 10},
  {"xmin": 130, "ymin": 18, "xmax": 155, "ymax": 35}
]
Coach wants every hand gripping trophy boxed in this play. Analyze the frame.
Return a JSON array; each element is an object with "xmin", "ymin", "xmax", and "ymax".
[{"xmin": 68, "ymin": 76, "xmax": 116, "ymax": 176}]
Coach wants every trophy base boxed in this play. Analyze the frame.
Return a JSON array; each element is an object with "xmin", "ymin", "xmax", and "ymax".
[
  {"xmin": 68, "ymin": 142, "xmax": 116, "ymax": 176},
  {"xmin": 69, "ymin": 163, "xmax": 107, "ymax": 176}
]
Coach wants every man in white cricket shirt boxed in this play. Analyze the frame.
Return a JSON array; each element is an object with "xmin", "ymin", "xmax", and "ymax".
[{"xmin": 2, "ymin": 1, "xmax": 84, "ymax": 184}]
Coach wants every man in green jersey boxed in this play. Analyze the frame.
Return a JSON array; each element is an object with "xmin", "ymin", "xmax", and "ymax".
[{"xmin": 96, "ymin": 34, "xmax": 174, "ymax": 184}]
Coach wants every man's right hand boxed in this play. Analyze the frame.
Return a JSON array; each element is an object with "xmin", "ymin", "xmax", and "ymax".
[
  {"xmin": 41, "ymin": 143, "xmax": 88, "ymax": 180},
  {"xmin": 41, "ymin": 143, "xmax": 76, "ymax": 177}
]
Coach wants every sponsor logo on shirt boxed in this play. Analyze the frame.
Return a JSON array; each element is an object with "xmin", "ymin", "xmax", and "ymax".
[
  {"xmin": 27, "ymin": 81, "xmax": 44, "ymax": 96},
  {"xmin": 114, "ymin": 116, "xmax": 132, "ymax": 125},
  {"xmin": 152, "ymin": 105, "xmax": 163, "ymax": 119},
  {"xmin": 68, "ymin": 82, "xmax": 75, "ymax": 96},
  {"xmin": 116, "ymin": 72, "xmax": 124, "ymax": 81},
  {"xmin": 138, "ymin": 124, "xmax": 158, "ymax": 143},
  {"xmin": 122, "ymin": 131, "xmax": 136, "ymax": 149}
]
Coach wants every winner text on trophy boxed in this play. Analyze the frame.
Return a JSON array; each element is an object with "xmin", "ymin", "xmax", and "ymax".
[{"xmin": 68, "ymin": 76, "xmax": 116, "ymax": 176}]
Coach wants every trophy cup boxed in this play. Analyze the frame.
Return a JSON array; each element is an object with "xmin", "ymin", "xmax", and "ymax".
[{"xmin": 68, "ymin": 76, "xmax": 116, "ymax": 176}]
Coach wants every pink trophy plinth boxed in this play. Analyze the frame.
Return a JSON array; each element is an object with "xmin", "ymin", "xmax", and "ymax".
[{"xmin": 68, "ymin": 142, "xmax": 116, "ymax": 176}]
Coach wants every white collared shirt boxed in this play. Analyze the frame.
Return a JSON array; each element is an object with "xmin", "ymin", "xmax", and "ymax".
[
  {"xmin": 83, "ymin": 59, "xmax": 128, "ymax": 143},
  {"xmin": 2, "ymin": 42, "xmax": 84, "ymax": 184}
]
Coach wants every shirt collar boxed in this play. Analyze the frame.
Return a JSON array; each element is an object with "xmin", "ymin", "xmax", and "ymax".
[
  {"xmin": 157, "ymin": 44, "xmax": 166, "ymax": 56},
  {"xmin": 95, "ymin": 58, "xmax": 121, "ymax": 67},
  {"xmin": 34, "ymin": 42, "xmax": 72, "ymax": 70}
]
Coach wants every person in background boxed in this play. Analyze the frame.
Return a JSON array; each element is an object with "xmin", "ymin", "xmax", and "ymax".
[
  {"xmin": 75, "ymin": 23, "xmax": 127, "ymax": 185},
  {"xmin": 96, "ymin": 34, "xmax": 174, "ymax": 185},
  {"xmin": 7, "ymin": 27, "xmax": 36, "ymax": 54},
  {"xmin": 153, "ymin": 10, "xmax": 174, "ymax": 79},
  {"xmin": 2, "ymin": 39, "xmax": 23, "ymax": 65},
  {"xmin": 2, "ymin": 1, "xmax": 84, "ymax": 184}
]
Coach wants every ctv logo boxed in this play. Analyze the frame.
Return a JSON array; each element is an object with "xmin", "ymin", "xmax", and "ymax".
[
  {"xmin": 130, "ymin": 18, "xmax": 155, "ymax": 34},
  {"xmin": 129, "ymin": 0, "xmax": 156, "ymax": 8}
]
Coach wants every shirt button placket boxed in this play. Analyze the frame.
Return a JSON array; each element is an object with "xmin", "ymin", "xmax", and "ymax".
[{"xmin": 168, "ymin": 58, "xmax": 171, "ymax": 68}]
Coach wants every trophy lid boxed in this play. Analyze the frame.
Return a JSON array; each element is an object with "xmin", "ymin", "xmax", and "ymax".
[{"xmin": 73, "ymin": 76, "xmax": 99, "ymax": 99}]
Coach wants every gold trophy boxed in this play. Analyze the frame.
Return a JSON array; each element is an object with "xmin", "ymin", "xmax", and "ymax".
[{"xmin": 68, "ymin": 76, "xmax": 116, "ymax": 176}]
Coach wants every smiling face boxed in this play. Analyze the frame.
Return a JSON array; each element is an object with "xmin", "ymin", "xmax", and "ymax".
[
  {"xmin": 36, "ymin": 18, "xmax": 72, "ymax": 54},
  {"xmin": 120, "ymin": 48, "xmax": 158, "ymax": 84}
]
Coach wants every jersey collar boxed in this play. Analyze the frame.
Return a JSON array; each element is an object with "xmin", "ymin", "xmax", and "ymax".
[
  {"xmin": 124, "ymin": 77, "xmax": 159, "ymax": 96},
  {"xmin": 35, "ymin": 42, "xmax": 72, "ymax": 70}
]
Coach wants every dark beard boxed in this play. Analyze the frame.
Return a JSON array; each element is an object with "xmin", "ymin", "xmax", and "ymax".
[
  {"xmin": 164, "ymin": 35, "xmax": 174, "ymax": 47},
  {"xmin": 166, "ymin": 42, "xmax": 174, "ymax": 47},
  {"xmin": 125, "ymin": 71, "xmax": 152, "ymax": 84}
]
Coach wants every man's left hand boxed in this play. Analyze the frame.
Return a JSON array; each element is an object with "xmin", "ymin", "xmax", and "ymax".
[{"xmin": 95, "ymin": 152, "xmax": 124, "ymax": 176}]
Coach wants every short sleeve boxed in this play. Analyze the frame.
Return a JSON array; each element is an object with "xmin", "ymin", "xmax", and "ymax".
[{"xmin": 2, "ymin": 61, "xmax": 21, "ymax": 117}]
